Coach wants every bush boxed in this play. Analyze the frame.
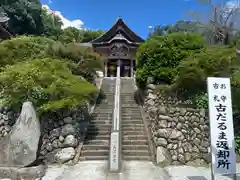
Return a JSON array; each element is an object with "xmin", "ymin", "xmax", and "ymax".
[
  {"xmin": 136, "ymin": 33, "xmax": 204, "ymax": 88},
  {"xmin": 0, "ymin": 36, "xmax": 55, "ymax": 67},
  {"xmin": 46, "ymin": 42, "xmax": 103, "ymax": 83},
  {"xmin": 0, "ymin": 58, "xmax": 97, "ymax": 113},
  {"xmin": 172, "ymin": 46, "xmax": 237, "ymax": 96}
]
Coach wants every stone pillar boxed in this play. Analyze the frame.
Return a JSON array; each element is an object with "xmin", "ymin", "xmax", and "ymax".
[
  {"xmin": 117, "ymin": 59, "xmax": 121, "ymax": 78},
  {"xmin": 105, "ymin": 60, "xmax": 108, "ymax": 77},
  {"xmin": 130, "ymin": 59, "xmax": 134, "ymax": 77}
]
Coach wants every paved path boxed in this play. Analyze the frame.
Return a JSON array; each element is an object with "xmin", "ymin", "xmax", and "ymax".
[
  {"xmin": 42, "ymin": 161, "xmax": 168, "ymax": 180},
  {"xmin": 42, "ymin": 161, "xmax": 240, "ymax": 180}
]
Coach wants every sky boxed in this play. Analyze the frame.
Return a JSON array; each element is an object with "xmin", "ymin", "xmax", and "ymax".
[{"xmin": 40, "ymin": 0, "xmax": 236, "ymax": 39}]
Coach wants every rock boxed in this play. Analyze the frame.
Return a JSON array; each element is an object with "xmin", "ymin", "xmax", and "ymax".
[
  {"xmin": 158, "ymin": 107, "xmax": 167, "ymax": 115},
  {"xmin": 176, "ymin": 123, "xmax": 182, "ymax": 130},
  {"xmin": 149, "ymin": 93, "xmax": 157, "ymax": 100},
  {"xmin": 63, "ymin": 135, "xmax": 78, "ymax": 147},
  {"xmin": 59, "ymin": 136, "xmax": 64, "ymax": 142},
  {"xmin": 155, "ymin": 138, "xmax": 168, "ymax": 147},
  {"xmin": 63, "ymin": 117, "xmax": 73, "ymax": 124},
  {"xmin": 158, "ymin": 115, "xmax": 172, "ymax": 121},
  {"xmin": 147, "ymin": 84, "xmax": 156, "ymax": 90},
  {"xmin": 54, "ymin": 147, "xmax": 76, "ymax": 164},
  {"xmin": 0, "ymin": 102, "xmax": 41, "ymax": 167},
  {"xmin": 184, "ymin": 152, "xmax": 192, "ymax": 162},
  {"xmin": 157, "ymin": 129, "xmax": 170, "ymax": 138},
  {"xmin": 46, "ymin": 143, "xmax": 53, "ymax": 152},
  {"xmin": 50, "ymin": 128, "xmax": 60, "ymax": 138},
  {"xmin": 159, "ymin": 120, "xmax": 168, "ymax": 128},
  {"xmin": 61, "ymin": 124, "xmax": 76, "ymax": 137},
  {"xmin": 52, "ymin": 140, "xmax": 59, "ymax": 149},
  {"xmin": 194, "ymin": 127, "xmax": 201, "ymax": 134},
  {"xmin": 169, "ymin": 129, "xmax": 183, "ymax": 140},
  {"xmin": 178, "ymin": 154, "xmax": 185, "ymax": 163},
  {"xmin": 156, "ymin": 147, "xmax": 172, "ymax": 166}
]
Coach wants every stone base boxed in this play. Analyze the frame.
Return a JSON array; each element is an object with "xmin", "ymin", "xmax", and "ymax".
[{"xmin": 0, "ymin": 165, "xmax": 46, "ymax": 180}]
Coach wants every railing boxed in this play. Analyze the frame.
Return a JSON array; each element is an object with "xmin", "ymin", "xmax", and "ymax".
[{"xmin": 109, "ymin": 77, "xmax": 121, "ymax": 172}]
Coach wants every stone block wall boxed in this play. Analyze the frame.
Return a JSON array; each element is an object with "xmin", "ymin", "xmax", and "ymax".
[
  {"xmin": 143, "ymin": 84, "xmax": 211, "ymax": 166},
  {"xmin": 38, "ymin": 108, "xmax": 89, "ymax": 164},
  {"xmin": 0, "ymin": 106, "xmax": 90, "ymax": 164}
]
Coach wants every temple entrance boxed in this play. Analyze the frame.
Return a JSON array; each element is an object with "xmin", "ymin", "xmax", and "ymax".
[
  {"xmin": 120, "ymin": 60, "xmax": 131, "ymax": 77},
  {"xmin": 107, "ymin": 60, "xmax": 117, "ymax": 77}
]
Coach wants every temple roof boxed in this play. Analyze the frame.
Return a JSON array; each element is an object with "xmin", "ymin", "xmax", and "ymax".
[
  {"xmin": 0, "ymin": 14, "xmax": 9, "ymax": 23},
  {"xmin": 91, "ymin": 18, "xmax": 144, "ymax": 44}
]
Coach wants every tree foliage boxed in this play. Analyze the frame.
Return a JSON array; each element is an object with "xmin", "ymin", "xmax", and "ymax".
[
  {"xmin": 0, "ymin": 36, "xmax": 55, "ymax": 67},
  {"xmin": 0, "ymin": 0, "xmax": 45, "ymax": 35},
  {"xmin": 0, "ymin": 58, "xmax": 97, "ymax": 113},
  {"xmin": 136, "ymin": 33, "xmax": 204, "ymax": 88}
]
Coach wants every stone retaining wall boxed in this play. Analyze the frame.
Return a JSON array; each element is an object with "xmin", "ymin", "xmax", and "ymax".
[
  {"xmin": 0, "ymin": 78, "xmax": 102, "ymax": 165},
  {"xmin": 38, "ymin": 108, "xmax": 89, "ymax": 164},
  {"xmin": 143, "ymin": 84, "xmax": 210, "ymax": 166}
]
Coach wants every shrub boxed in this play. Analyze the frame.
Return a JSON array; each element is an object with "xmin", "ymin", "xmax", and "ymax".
[
  {"xmin": 172, "ymin": 46, "xmax": 237, "ymax": 97},
  {"xmin": 0, "ymin": 58, "xmax": 97, "ymax": 113},
  {"xmin": 0, "ymin": 36, "xmax": 55, "ymax": 68},
  {"xmin": 46, "ymin": 42, "xmax": 103, "ymax": 83},
  {"xmin": 136, "ymin": 33, "xmax": 204, "ymax": 88}
]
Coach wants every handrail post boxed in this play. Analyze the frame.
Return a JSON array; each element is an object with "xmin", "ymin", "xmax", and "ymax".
[{"xmin": 109, "ymin": 77, "xmax": 121, "ymax": 172}]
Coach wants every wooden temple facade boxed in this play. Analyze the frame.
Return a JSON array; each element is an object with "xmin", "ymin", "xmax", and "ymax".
[
  {"xmin": 81, "ymin": 18, "xmax": 144, "ymax": 77},
  {"xmin": 0, "ymin": 15, "xmax": 11, "ymax": 40}
]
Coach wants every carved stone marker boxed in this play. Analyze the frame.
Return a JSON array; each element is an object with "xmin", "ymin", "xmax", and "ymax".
[{"xmin": 0, "ymin": 101, "xmax": 41, "ymax": 167}]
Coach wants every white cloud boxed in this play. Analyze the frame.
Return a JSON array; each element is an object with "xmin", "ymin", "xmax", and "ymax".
[{"xmin": 42, "ymin": 4, "xmax": 84, "ymax": 29}]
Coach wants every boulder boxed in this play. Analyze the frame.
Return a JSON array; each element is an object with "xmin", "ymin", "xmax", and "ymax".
[
  {"xmin": 156, "ymin": 147, "xmax": 172, "ymax": 166},
  {"xmin": 0, "ymin": 101, "xmax": 41, "ymax": 167},
  {"xmin": 63, "ymin": 135, "xmax": 78, "ymax": 147},
  {"xmin": 54, "ymin": 147, "xmax": 75, "ymax": 164}
]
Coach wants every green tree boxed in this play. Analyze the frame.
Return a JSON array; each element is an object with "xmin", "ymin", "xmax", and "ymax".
[
  {"xmin": 0, "ymin": 0, "xmax": 45, "ymax": 35},
  {"xmin": 59, "ymin": 27, "xmax": 84, "ymax": 44},
  {"xmin": 0, "ymin": 58, "xmax": 97, "ymax": 113},
  {"xmin": 81, "ymin": 29, "xmax": 105, "ymax": 42},
  {"xmin": 41, "ymin": 6, "xmax": 63, "ymax": 40},
  {"xmin": 136, "ymin": 33, "xmax": 204, "ymax": 88}
]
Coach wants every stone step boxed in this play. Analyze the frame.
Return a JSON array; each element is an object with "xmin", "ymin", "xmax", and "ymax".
[
  {"xmin": 122, "ymin": 139, "xmax": 148, "ymax": 145},
  {"xmin": 82, "ymin": 144, "xmax": 109, "ymax": 151},
  {"xmin": 85, "ymin": 134, "xmax": 110, "ymax": 140},
  {"xmin": 80, "ymin": 156, "xmax": 108, "ymax": 161},
  {"xmin": 120, "ymin": 120, "xmax": 143, "ymax": 124},
  {"xmin": 93, "ymin": 112, "xmax": 113, "ymax": 114},
  {"xmin": 88, "ymin": 126, "xmax": 112, "ymax": 131},
  {"xmin": 81, "ymin": 149, "xmax": 109, "ymax": 156},
  {"xmin": 121, "ymin": 113, "xmax": 142, "ymax": 116},
  {"xmin": 121, "ymin": 124, "xmax": 144, "ymax": 128},
  {"xmin": 84, "ymin": 139, "xmax": 110, "ymax": 145},
  {"xmin": 88, "ymin": 124, "xmax": 112, "ymax": 129},
  {"xmin": 122, "ymin": 150, "xmax": 150, "ymax": 156},
  {"xmin": 89, "ymin": 121, "xmax": 112, "ymax": 125},
  {"xmin": 122, "ymin": 156, "xmax": 151, "ymax": 161},
  {"xmin": 121, "ymin": 105, "xmax": 139, "ymax": 108},
  {"xmin": 122, "ymin": 127, "xmax": 146, "ymax": 131},
  {"xmin": 87, "ymin": 130, "xmax": 111, "ymax": 136},
  {"xmin": 92, "ymin": 114, "xmax": 113, "ymax": 119},
  {"xmin": 121, "ymin": 107, "xmax": 140, "ymax": 110},
  {"xmin": 122, "ymin": 135, "xmax": 147, "ymax": 141},
  {"xmin": 122, "ymin": 131, "xmax": 147, "ymax": 136},
  {"xmin": 122, "ymin": 144, "xmax": 149, "ymax": 151}
]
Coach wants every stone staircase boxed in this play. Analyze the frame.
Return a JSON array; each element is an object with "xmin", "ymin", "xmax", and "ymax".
[
  {"xmin": 120, "ymin": 78, "xmax": 151, "ymax": 161},
  {"xmin": 80, "ymin": 78, "xmax": 115, "ymax": 160}
]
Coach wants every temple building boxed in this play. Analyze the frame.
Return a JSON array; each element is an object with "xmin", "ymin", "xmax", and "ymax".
[
  {"xmin": 80, "ymin": 18, "xmax": 144, "ymax": 77},
  {"xmin": 0, "ymin": 15, "xmax": 11, "ymax": 40}
]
